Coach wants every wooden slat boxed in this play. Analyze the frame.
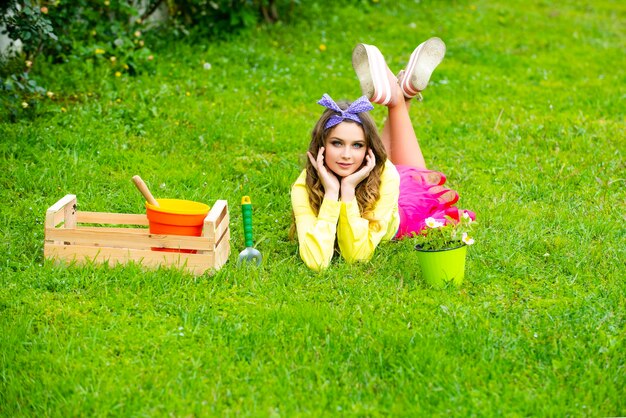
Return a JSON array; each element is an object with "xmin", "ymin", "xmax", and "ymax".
[
  {"xmin": 77, "ymin": 211, "xmax": 149, "ymax": 226},
  {"xmin": 51, "ymin": 210, "xmax": 66, "ymax": 228},
  {"xmin": 79, "ymin": 226, "xmax": 148, "ymax": 235},
  {"xmin": 202, "ymin": 224, "xmax": 230, "ymax": 257},
  {"xmin": 215, "ymin": 224, "xmax": 228, "ymax": 246},
  {"xmin": 46, "ymin": 194, "xmax": 77, "ymax": 228},
  {"xmin": 213, "ymin": 229, "xmax": 230, "ymax": 268},
  {"xmin": 44, "ymin": 228, "xmax": 217, "ymax": 250},
  {"xmin": 203, "ymin": 200, "xmax": 228, "ymax": 241},
  {"xmin": 44, "ymin": 243, "xmax": 215, "ymax": 276},
  {"xmin": 206, "ymin": 200, "xmax": 228, "ymax": 224},
  {"xmin": 47, "ymin": 194, "xmax": 77, "ymax": 213},
  {"xmin": 64, "ymin": 196, "xmax": 77, "ymax": 229},
  {"xmin": 200, "ymin": 200, "xmax": 229, "ymax": 257},
  {"xmin": 214, "ymin": 210, "xmax": 229, "ymax": 242}
]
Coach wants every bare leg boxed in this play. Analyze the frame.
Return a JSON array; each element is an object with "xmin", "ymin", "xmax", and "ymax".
[
  {"xmin": 381, "ymin": 77, "xmax": 426, "ymax": 169},
  {"xmin": 382, "ymin": 87, "xmax": 456, "ymax": 203}
]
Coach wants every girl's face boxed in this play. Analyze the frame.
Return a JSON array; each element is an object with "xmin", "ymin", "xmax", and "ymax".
[{"xmin": 323, "ymin": 122, "xmax": 368, "ymax": 178}]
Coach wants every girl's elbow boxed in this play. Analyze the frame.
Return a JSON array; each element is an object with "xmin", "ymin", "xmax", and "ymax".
[
  {"xmin": 341, "ymin": 243, "xmax": 375, "ymax": 264},
  {"xmin": 300, "ymin": 249, "xmax": 331, "ymax": 271},
  {"xmin": 306, "ymin": 260, "xmax": 328, "ymax": 271}
]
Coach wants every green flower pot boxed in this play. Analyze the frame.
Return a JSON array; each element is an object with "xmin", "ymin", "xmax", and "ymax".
[{"xmin": 415, "ymin": 245, "xmax": 467, "ymax": 288}]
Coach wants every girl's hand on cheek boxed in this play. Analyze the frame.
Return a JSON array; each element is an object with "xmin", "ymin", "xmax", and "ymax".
[{"xmin": 308, "ymin": 147, "xmax": 340, "ymax": 199}]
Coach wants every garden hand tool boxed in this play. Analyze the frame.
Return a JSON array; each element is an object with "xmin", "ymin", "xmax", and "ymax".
[
  {"xmin": 132, "ymin": 175, "xmax": 159, "ymax": 207},
  {"xmin": 237, "ymin": 196, "xmax": 262, "ymax": 266}
]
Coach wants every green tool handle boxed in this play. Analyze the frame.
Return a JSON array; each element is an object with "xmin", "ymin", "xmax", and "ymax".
[{"xmin": 241, "ymin": 196, "xmax": 254, "ymax": 248}]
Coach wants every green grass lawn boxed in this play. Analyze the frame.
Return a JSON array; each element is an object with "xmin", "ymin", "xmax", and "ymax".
[{"xmin": 1, "ymin": 0, "xmax": 625, "ymax": 415}]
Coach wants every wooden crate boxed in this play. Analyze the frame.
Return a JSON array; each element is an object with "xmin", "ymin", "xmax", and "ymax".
[{"xmin": 44, "ymin": 194, "xmax": 230, "ymax": 275}]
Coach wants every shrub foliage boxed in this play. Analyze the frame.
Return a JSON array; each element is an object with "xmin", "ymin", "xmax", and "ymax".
[{"xmin": 0, "ymin": 0, "xmax": 296, "ymax": 120}]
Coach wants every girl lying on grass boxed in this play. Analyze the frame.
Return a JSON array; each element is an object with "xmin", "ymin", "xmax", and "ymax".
[{"xmin": 291, "ymin": 38, "xmax": 475, "ymax": 271}]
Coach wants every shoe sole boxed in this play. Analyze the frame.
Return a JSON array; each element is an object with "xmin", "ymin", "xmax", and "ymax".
[
  {"xmin": 352, "ymin": 44, "xmax": 392, "ymax": 105},
  {"xmin": 401, "ymin": 37, "xmax": 446, "ymax": 98},
  {"xmin": 429, "ymin": 186, "xmax": 459, "ymax": 207}
]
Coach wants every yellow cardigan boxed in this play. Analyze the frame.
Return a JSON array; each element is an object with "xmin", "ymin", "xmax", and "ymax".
[{"xmin": 291, "ymin": 159, "xmax": 400, "ymax": 271}]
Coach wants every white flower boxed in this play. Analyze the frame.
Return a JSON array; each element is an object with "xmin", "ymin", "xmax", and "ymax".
[
  {"xmin": 425, "ymin": 217, "xmax": 444, "ymax": 228},
  {"xmin": 462, "ymin": 211, "xmax": 473, "ymax": 223},
  {"xmin": 203, "ymin": 62, "xmax": 212, "ymax": 70},
  {"xmin": 462, "ymin": 232, "xmax": 475, "ymax": 245}
]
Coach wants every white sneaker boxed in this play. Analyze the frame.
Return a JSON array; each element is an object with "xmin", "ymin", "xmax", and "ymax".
[
  {"xmin": 352, "ymin": 43, "xmax": 394, "ymax": 106},
  {"xmin": 399, "ymin": 37, "xmax": 446, "ymax": 99}
]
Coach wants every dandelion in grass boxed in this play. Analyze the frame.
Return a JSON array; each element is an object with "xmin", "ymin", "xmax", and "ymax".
[
  {"xmin": 462, "ymin": 232, "xmax": 474, "ymax": 245},
  {"xmin": 319, "ymin": 44, "xmax": 327, "ymax": 52},
  {"xmin": 46, "ymin": 91, "xmax": 54, "ymax": 98},
  {"xmin": 95, "ymin": 48, "xmax": 105, "ymax": 55},
  {"xmin": 115, "ymin": 71, "xmax": 121, "ymax": 77}
]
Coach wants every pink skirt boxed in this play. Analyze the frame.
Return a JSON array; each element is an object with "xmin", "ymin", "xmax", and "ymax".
[{"xmin": 395, "ymin": 165, "xmax": 475, "ymax": 239}]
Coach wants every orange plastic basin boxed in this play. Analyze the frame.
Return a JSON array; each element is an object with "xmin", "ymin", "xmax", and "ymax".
[{"xmin": 146, "ymin": 199, "xmax": 210, "ymax": 252}]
